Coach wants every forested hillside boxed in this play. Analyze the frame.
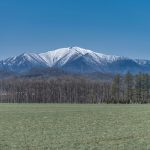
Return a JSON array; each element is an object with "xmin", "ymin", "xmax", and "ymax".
[{"xmin": 0, "ymin": 72, "xmax": 149, "ymax": 103}]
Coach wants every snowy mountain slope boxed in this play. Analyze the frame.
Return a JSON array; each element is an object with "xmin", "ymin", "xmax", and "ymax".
[
  {"xmin": 39, "ymin": 47, "xmax": 121, "ymax": 67},
  {"xmin": 0, "ymin": 46, "xmax": 150, "ymax": 74},
  {"xmin": 0, "ymin": 53, "xmax": 48, "ymax": 73},
  {"xmin": 38, "ymin": 47, "xmax": 143, "ymax": 73}
]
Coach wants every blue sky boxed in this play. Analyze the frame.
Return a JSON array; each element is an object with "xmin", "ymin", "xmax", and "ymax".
[{"xmin": 0, "ymin": 0, "xmax": 150, "ymax": 59}]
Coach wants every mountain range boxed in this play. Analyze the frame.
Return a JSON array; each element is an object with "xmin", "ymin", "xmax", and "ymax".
[{"xmin": 1, "ymin": 47, "xmax": 150, "ymax": 76}]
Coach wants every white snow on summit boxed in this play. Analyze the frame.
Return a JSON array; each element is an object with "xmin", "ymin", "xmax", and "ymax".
[
  {"xmin": 39, "ymin": 47, "xmax": 120, "ymax": 66},
  {"xmin": 1, "ymin": 46, "xmax": 150, "ymax": 74}
]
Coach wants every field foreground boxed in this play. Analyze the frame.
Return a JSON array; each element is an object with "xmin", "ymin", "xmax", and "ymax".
[{"xmin": 0, "ymin": 104, "xmax": 150, "ymax": 150}]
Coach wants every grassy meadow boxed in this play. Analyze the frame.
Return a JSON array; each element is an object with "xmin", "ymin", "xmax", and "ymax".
[{"xmin": 0, "ymin": 104, "xmax": 150, "ymax": 150}]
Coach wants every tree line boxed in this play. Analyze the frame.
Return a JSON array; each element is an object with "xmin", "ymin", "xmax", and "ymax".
[
  {"xmin": 111, "ymin": 72, "xmax": 150, "ymax": 103},
  {"xmin": 0, "ymin": 72, "xmax": 150, "ymax": 103}
]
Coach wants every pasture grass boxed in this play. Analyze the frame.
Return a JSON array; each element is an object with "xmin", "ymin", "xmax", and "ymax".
[{"xmin": 0, "ymin": 104, "xmax": 150, "ymax": 149}]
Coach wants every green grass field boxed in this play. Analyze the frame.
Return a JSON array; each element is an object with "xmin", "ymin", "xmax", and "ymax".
[{"xmin": 0, "ymin": 104, "xmax": 150, "ymax": 150}]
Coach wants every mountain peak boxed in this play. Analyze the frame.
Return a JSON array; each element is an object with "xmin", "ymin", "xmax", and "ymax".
[
  {"xmin": 46, "ymin": 46, "xmax": 90, "ymax": 54},
  {"xmin": 68, "ymin": 46, "xmax": 93, "ymax": 55},
  {"xmin": 1, "ymin": 47, "xmax": 150, "ymax": 74},
  {"xmin": 20, "ymin": 53, "xmax": 33, "ymax": 59}
]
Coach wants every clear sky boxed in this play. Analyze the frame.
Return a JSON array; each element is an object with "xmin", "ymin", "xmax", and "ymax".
[{"xmin": 0, "ymin": 0, "xmax": 150, "ymax": 60}]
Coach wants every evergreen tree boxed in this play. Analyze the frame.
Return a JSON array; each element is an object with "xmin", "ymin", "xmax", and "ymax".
[
  {"xmin": 134, "ymin": 73, "xmax": 142, "ymax": 103},
  {"xmin": 111, "ymin": 74, "xmax": 121, "ymax": 103},
  {"xmin": 141, "ymin": 73, "xmax": 150, "ymax": 103},
  {"xmin": 124, "ymin": 72, "xmax": 133, "ymax": 103}
]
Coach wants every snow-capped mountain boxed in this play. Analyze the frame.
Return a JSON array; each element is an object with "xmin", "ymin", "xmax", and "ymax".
[
  {"xmin": 0, "ymin": 46, "xmax": 150, "ymax": 74},
  {"xmin": 39, "ymin": 47, "xmax": 120, "ymax": 66},
  {"xmin": 0, "ymin": 53, "xmax": 48, "ymax": 73}
]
